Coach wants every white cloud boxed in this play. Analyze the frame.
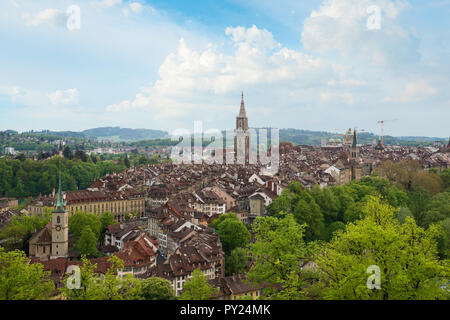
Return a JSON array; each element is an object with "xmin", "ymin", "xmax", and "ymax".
[
  {"xmin": 129, "ymin": 2, "xmax": 143, "ymax": 14},
  {"xmin": 301, "ymin": 0, "xmax": 416, "ymax": 66},
  {"xmin": 91, "ymin": 0, "xmax": 122, "ymax": 9},
  {"xmin": 123, "ymin": 2, "xmax": 143, "ymax": 17},
  {"xmin": 105, "ymin": 25, "xmax": 330, "ymax": 119},
  {"xmin": 23, "ymin": 8, "xmax": 65, "ymax": 28},
  {"xmin": 2, "ymin": 0, "xmax": 449, "ymax": 136},
  {"xmin": 0, "ymin": 85, "xmax": 53, "ymax": 107},
  {"xmin": 382, "ymin": 80, "xmax": 437, "ymax": 103},
  {"xmin": 106, "ymin": 93, "xmax": 149, "ymax": 112},
  {"xmin": 47, "ymin": 88, "xmax": 79, "ymax": 105}
]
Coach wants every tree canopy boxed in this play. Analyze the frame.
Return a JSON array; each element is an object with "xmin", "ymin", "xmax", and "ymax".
[
  {"xmin": 179, "ymin": 269, "xmax": 217, "ymax": 300},
  {"xmin": 315, "ymin": 196, "xmax": 449, "ymax": 300},
  {"xmin": 247, "ymin": 213, "xmax": 313, "ymax": 300},
  {"xmin": 0, "ymin": 247, "xmax": 54, "ymax": 300},
  {"xmin": 139, "ymin": 277, "xmax": 175, "ymax": 300}
]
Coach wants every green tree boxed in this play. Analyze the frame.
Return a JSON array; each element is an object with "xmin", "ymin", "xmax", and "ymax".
[
  {"xmin": 331, "ymin": 185, "xmax": 357, "ymax": 220},
  {"xmin": 124, "ymin": 156, "xmax": 131, "ymax": 168},
  {"xmin": 63, "ymin": 146, "xmax": 73, "ymax": 159},
  {"xmin": 101, "ymin": 255, "xmax": 141, "ymax": 300},
  {"xmin": 292, "ymin": 192, "xmax": 325, "ymax": 241},
  {"xmin": 422, "ymin": 191, "xmax": 450, "ymax": 228},
  {"xmin": 139, "ymin": 277, "xmax": 175, "ymax": 300},
  {"xmin": 225, "ymin": 247, "xmax": 248, "ymax": 276},
  {"xmin": 62, "ymin": 256, "xmax": 140, "ymax": 300},
  {"xmin": 247, "ymin": 214, "xmax": 312, "ymax": 300},
  {"xmin": 315, "ymin": 196, "xmax": 449, "ymax": 300},
  {"xmin": 407, "ymin": 187, "xmax": 431, "ymax": 227},
  {"xmin": 353, "ymin": 176, "xmax": 408, "ymax": 207},
  {"xmin": 326, "ymin": 221, "xmax": 346, "ymax": 241},
  {"xmin": 61, "ymin": 256, "xmax": 104, "ymax": 300},
  {"xmin": 215, "ymin": 219, "xmax": 250, "ymax": 255},
  {"xmin": 0, "ymin": 212, "xmax": 51, "ymax": 252},
  {"xmin": 69, "ymin": 212, "xmax": 102, "ymax": 240},
  {"xmin": 267, "ymin": 182, "xmax": 326, "ymax": 241},
  {"xmin": 0, "ymin": 248, "xmax": 55, "ymax": 300},
  {"xmin": 100, "ymin": 211, "xmax": 116, "ymax": 233},
  {"xmin": 396, "ymin": 207, "xmax": 414, "ymax": 224},
  {"xmin": 436, "ymin": 218, "xmax": 450, "ymax": 259},
  {"xmin": 210, "ymin": 212, "xmax": 237, "ymax": 230},
  {"xmin": 439, "ymin": 169, "xmax": 450, "ymax": 190},
  {"xmin": 212, "ymin": 213, "xmax": 250, "ymax": 255},
  {"xmin": 310, "ymin": 186, "xmax": 339, "ymax": 222},
  {"xmin": 179, "ymin": 269, "xmax": 217, "ymax": 300},
  {"xmin": 76, "ymin": 227, "xmax": 99, "ymax": 257},
  {"xmin": 343, "ymin": 200, "xmax": 366, "ymax": 224}
]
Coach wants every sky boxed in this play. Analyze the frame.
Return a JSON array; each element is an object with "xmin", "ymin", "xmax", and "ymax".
[{"xmin": 0, "ymin": 0, "xmax": 449, "ymax": 137}]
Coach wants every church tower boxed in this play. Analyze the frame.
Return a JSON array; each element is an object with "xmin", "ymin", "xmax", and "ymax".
[
  {"xmin": 236, "ymin": 92, "xmax": 248, "ymax": 131},
  {"xmin": 51, "ymin": 170, "xmax": 69, "ymax": 259},
  {"xmin": 350, "ymin": 128, "xmax": 360, "ymax": 181},
  {"xmin": 235, "ymin": 92, "xmax": 250, "ymax": 164},
  {"xmin": 351, "ymin": 128, "xmax": 359, "ymax": 160}
]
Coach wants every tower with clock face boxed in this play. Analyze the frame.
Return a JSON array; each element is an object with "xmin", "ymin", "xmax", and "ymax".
[{"xmin": 51, "ymin": 172, "xmax": 69, "ymax": 259}]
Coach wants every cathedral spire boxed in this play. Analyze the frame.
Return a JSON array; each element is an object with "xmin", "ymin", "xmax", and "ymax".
[
  {"xmin": 54, "ymin": 165, "xmax": 66, "ymax": 213},
  {"xmin": 352, "ymin": 128, "xmax": 357, "ymax": 147},
  {"xmin": 239, "ymin": 91, "xmax": 246, "ymax": 118}
]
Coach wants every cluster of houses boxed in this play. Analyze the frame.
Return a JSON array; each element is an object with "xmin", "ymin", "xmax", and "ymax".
[{"xmin": 2, "ymin": 95, "xmax": 449, "ymax": 299}]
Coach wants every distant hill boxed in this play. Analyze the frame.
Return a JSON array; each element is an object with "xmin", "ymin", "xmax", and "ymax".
[
  {"xmin": 9, "ymin": 127, "xmax": 448, "ymax": 146},
  {"xmin": 25, "ymin": 127, "xmax": 169, "ymax": 141},
  {"xmin": 82, "ymin": 127, "xmax": 169, "ymax": 141},
  {"xmin": 278, "ymin": 128, "xmax": 447, "ymax": 146}
]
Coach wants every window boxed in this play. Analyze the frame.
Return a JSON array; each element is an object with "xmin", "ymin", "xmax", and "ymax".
[{"xmin": 57, "ymin": 216, "xmax": 60, "ymax": 224}]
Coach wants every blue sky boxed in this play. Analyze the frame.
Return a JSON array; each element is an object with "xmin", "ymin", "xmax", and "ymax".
[{"xmin": 0, "ymin": 0, "xmax": 449, "ymax": 137}]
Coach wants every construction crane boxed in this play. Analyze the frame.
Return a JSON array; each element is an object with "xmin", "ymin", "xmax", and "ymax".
[{"xmin": 377, "ymin": 119, "xmax": 398, "ymax": 146}]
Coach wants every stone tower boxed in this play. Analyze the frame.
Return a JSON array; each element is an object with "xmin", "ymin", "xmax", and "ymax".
[
  {"xmin": 350, "ymin": 128, "xmax": 360, "ymax": 181},
  {"xmin": 51, "ymin": 170, "xmax": 69, "ymax": 259},
  {"xmin": 234, "ymin": 92, "xmax": 250, "ymax": 164}
]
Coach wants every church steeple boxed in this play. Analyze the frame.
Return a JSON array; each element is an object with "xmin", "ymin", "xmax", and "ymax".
[
  {"xmin": 351, "ymin": 128, "xmax": 359, "ymax": 160},
  {"xmin": 235, "ymin": 92, "xmax": 250, "ymax": 164},
  {"xmin": 236, "ymin": 92, "xmax": 248, "ymax": 131},
  {"xmin": 51, "ymin": 165, "xmax": 69, "ymax": 259},
  {"xmin": 54, "ymin": 170, "xmax": 66, "ymax": 213},
  {"xmin": 352, "ymin": 128, "xmax": 357, "ymax": 148},
  {"xmin": 239, "ymin": 91, "xmax": 246, "ymax": 118}
]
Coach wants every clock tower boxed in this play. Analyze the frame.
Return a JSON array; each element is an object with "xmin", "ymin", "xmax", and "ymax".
[{"xmin": 51, "ymin": 171, "xmax": 69, "ymax": 259}]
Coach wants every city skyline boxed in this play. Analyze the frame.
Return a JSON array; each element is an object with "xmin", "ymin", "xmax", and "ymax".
[{"xmin": 1, "ymin": 0, "xmax": 449, "ymax": 137}]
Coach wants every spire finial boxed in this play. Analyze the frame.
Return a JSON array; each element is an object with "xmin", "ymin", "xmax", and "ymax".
[
  {"xmin": 54, "ymin": 160, "xmax": 66, "ymax": 212},
  {"xmin": 239, "ymin": 91, "xmax": 246, "ymax": 118}
]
